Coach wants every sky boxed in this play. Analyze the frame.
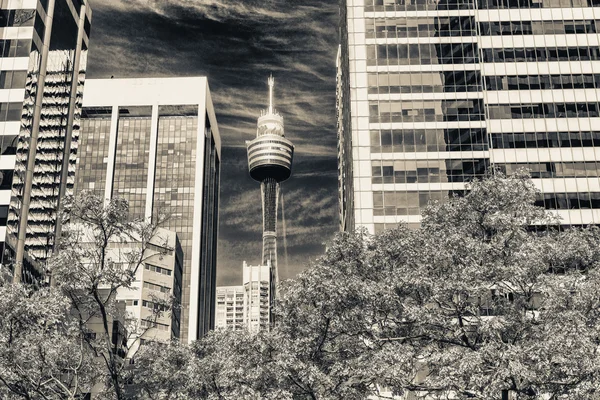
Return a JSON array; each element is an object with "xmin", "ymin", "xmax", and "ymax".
[{"xmin": 86, "ymin": 0, "xmax": 340, "ymax": 285}]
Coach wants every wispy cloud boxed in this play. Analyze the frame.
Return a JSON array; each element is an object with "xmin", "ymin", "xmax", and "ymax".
[
  {"xmin": 87, "ymin": 0, "xmax": 340, "ymax": 285},
  {"xmin": 140, "ymin": 0, "xmax": 292, "ymax": 22}
]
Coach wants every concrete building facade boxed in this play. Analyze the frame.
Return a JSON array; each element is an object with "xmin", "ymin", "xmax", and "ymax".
[
  {"xmin": 104, "ymin": 227, "xmax": 184, "ymax": 354},
  {"xmin": 215, "ymin": 261, "xmax": 271, "ymax": 333},
  {"xmin": 77, "ymin": 77, "xmax": 220, "ymax": 342},
  {"xmin": 215, "ymin": 285, "xmax": 245, "ymax": 331},
  {"xmin": 242, "ymin": 261, "xmax": 271, "ymax": 333}
]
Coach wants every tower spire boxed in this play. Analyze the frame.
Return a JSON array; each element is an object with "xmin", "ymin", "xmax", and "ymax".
[
  {"xmin": 268, "ymin": 74, "xmax": 274, "ymax": 114},
  {"xmin": 247, "ymin": 76, "xmax": 294, "ymax": 324}
]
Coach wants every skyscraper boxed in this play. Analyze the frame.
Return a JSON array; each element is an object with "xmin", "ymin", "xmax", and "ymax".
[
  {"xmin": 338, "ymin": 0, "xmax": 600, "ymax": 233},
  {"xmin": 215, "ymin": 261, "xmax": 271, "ymax": 332},
  {"xmin": 215, "ymin": 285, "xmax": 246, "ymax": 331},
  {"xmin": 77, "ymin": 77, "xmax": 220, "ymax": 342},
  {"xmin": 242, "ymin": 261, "xmax": 271, "ymax": 332},
  {"xmin": 0, "ymin": 0, "xmax": 92, "ymax": 283},
  {"xmin": 246, "ymin": 77, "xmax": 294, "ymax": 308}
]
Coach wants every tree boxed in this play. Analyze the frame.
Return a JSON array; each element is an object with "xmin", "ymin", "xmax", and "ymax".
[
  {"xmin": 0, "ymin": 192, "xmax": 173, "ymax": 399},
  {"xmin": 133, "ymin": 330, "xmax": 289, "ymax": 399},
  {"xmin": 0, "ymin": 280, "xmax": 98, "ymax": 399},
  {"xmin": 49, "ymin": 193, "xmax": 172, "ymax": 399},
  {"xmin": 135, "ymin": 172, "xmax": 600, "ymax": 399}
]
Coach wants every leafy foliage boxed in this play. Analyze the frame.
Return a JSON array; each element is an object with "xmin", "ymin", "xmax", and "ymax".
[
  {"xmin": 0, "ymin": 192, "xmax": 170, "ymax": 399},
  {"xmin": 0, "ymin": 281, "xmax": 98, "ymax": 399},
  {"xmin": 3, "ymin": 175, "xmax": 600, "ymax": 399},
  {"xmin": 135, "ymin": 173, "xmax": 600, "ymax": 399}
]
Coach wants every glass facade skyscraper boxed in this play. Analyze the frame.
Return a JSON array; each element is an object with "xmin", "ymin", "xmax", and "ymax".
[
  {"xmin": 338, "ymin": 0, "xmax": 600, "ymax": 233},
  {"xmin": 77, "ymin": 78, "xmax": 221, "ymax": 342},
  {"xmin": 0, "ymin": 0, "xmax": 91, "ymax": 283}
]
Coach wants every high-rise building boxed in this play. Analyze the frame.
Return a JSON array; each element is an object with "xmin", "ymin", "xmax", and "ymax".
[
  {"xmin": 215, "ymin": 285, "xmax": 245, "ymax": 331},
  {"xmin": 0, "ymin": 0, "xmax": 92, "ymax": 283},
  {"xmin": 246, "ymin": 77, "xmax": 294, "ymax": 311},
  {"xmin": 215, "ymin": 261, "xmax": 271, "ymax": 332},
  {"xmin": 338, "ymin": 0, "xmax": 600, "ymax": 233},
  {"xmin": 104, "ymin": 227, "xmax": 183, "ymax": 353},
  {"xmin": 242, "ymin": 261, "xmax": 271, "ymax": 332},
  {"xmin": 77, "ymin": 77, "xmax": 220, "ymax": 342}
]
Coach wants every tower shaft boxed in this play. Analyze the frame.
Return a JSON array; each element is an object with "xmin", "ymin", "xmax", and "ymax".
[{"xmin": 260, "ymin": 177, "xmax": 278, "ymax": 273}]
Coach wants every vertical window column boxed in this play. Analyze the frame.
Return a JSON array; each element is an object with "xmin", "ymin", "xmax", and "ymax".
[{"xmin": 145, "ymin": 105, "xmax": 159, "ymax": 220}]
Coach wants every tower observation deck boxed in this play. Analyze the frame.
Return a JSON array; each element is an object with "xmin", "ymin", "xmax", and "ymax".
[{"xmin": 246, "ymin": 76, "xmax": 294, "ymax": 309}]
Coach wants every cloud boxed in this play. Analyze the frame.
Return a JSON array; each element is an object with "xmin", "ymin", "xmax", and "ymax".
[
  {"xmin": 139, "ymin": 0, "xmax": 291, "ymax": 23},
  {"xmin": 86, "ymin": 0, "xmax": 340, "ymax": 286}
]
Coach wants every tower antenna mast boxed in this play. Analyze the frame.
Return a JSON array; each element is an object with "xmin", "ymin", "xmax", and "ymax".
[{"xmin": 268, "ymin": 74, "xmax": 274, "ymax": 114}]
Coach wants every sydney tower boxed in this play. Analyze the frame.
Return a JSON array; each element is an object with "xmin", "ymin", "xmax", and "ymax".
[{"xmin": 246, "ymin": 76, "xmax": 294, "ymax": 306}]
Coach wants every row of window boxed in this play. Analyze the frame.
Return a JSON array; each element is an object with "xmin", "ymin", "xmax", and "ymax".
[
  {"xmin": 0, "ymin": 205, "xmax": 7, "ymax": 225},
  {"xmin": 0, "ymin": 102, "xmax": 22, "ymax": 122},
  {"xmin": 365, "ymin": 0, "xmax": 475, "ymax": 11},
  {"xmin": 0, "ymin": 170, "xmax": 13, "ymax": 190},
  {"xmin": 364, "ymin": 0, "xmax": 598, "ymax": 11},
  {"xmin": 367, "ymin": 43, "xmax": 478, "ymax": 66},
  {"xmin": 483, "ymin": 47, "xmax": 600, "ymax": 63},
  {"xmin": 0, "ymin": 9, "xmax": 35, "ymax": 28},
  {"xmin": 125, "ymin": 299, "xmax": 139, "ymax": 307},
  {"xmin": 368, "ymin": 70, "xmax": 481, "ymax": 94},
  {"xmin": 487, "ymin": 102, "xmax": 600, "ymax": 119},
  {"xmin": 372, "ymin": 190, "xmax": 600, "ymax": 216},
  {"xmin": 480, "ymin": 20, "xmax": 599, "ymax": 36},
  {"xmin": 485, "ymin": 74, "xmax": 600, "ymax": 91},
  {"xmin": 82, "ymin": 107, "xmax": 112, "ymax": 118},
  {"xmin": 372, "ymin": 160, "xmax": 600, "ymax": 183},
  {"xmin": 0, "ymin": 135, "xmax": 17, "ymax": 156},
  {"xmin": 370, "ymin": 129, "xmax": 488, "ymax": 152},
  {"xmin": 370, "ymin": 99, "xmax": 484, "ymax": 123},
  {"xmin": 365, "ymin": 16, "xmax": 475, "ymax": 39},
  {"xmin": 365, "ymin": 18, "xmax": 599, "ymax": 39},
  {"xmin": 535, "ymin": 192, "xmax": 600, "ymax": 209},
  {"xmin": 147, "ymin": 243, "xmax": 174, "ymax": 256},
  {"xmin": 0, "ymin": 70, "xmax": 28, "ymax": 90},
  {"xmin": 378, "ymin": 222, "xmax": 593, "ymax": 233},
  {"xmin": 0, "ymin": 39, "xmax": 31, "ymax": 58},
  {"xmin": 369, "ymin": 72, "xmax": 600, "ymax": 94},
  {"xmin": 143, "ymin": 281, "xmax": 171, "ymax": 294},
  {"xmin": 248, "ymin": 158, "xmax": 291, "ymax": 169},
  {"xmin": 370, "ymin": 72, "xmax": 600, "ymax": 92},
  {"xmin": 500, "ymin": 162, "xmax": 600, "ymax": 178},
  {"xmin": 140, "ymin": 319, "xmax": 169, "ymax": 331},
  {"xmin": 247, "ymin": 146, "xmax": 293, "ymax": 157},
  {"xmin": 144, "ymin": 263, "xmax": 172, "ymax": 276},
  {"xmin": 142, "ymin": 300, "xmax": 168, "ymax": 312},
  {"xmin": 490, "ymin": 131, "xmax": 600, "ymax": 148},
  {"xmin": 372, "ymin": 159, "xmax": 488, "ymax": 183},
  {"xmin": 373, "ymin": 190, "xmax": 452, "ymax": 215},
  {"xmin": 247, "ymin": 139, "xmax": 293, "ymax": 152},
  {"xmin": 478, "ymin": 0, "xmax": 598, "ymax": 8}
]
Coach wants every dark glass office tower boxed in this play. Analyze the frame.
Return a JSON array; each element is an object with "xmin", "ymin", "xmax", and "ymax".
[
  {"xmin": 0, "ymin": 0, "xmax": 91, "ymax": 283},
  {"xmin": 338, "ymin": 0, "xmax": 600, "ymax": 234},
  {"xmin": 77, "ymin": 78, "xmax": 221, "ymax": 343}
]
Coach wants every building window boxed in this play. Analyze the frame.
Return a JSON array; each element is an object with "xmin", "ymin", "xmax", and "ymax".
[{"xmin": 0, "ymin": 102, "xmax": 23, "ymax": 122}]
